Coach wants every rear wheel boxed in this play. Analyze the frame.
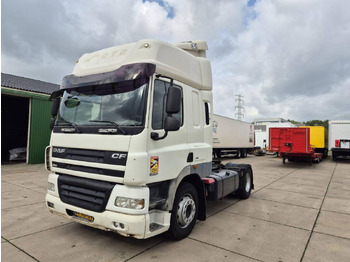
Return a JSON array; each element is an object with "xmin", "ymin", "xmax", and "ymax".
[
  {"xmin": 332, "ymin": 151, "xmax": 337, "ymax": 161},
  {"xmin": 236, "ymin": 171, "xmax": 252, "ymax": 199},
  {"xmin": 236, "ymin": 150, "xmax": 241, "ymax": 159},
  {"xmin": 169, "ymin": 182, "xmax": 198, "ymax": 240},
  {"xmin": 241, "ymin": 149, "xmax": 247, "ymax": 158},
  {"xmin": 323, "ymin": 149, "xmax": 328, "ymax": 159}
]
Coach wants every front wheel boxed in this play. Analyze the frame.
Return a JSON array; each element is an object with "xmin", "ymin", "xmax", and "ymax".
[{"xmin": 169, "ymin": 182, "xmax": 198, "ymax": 240}]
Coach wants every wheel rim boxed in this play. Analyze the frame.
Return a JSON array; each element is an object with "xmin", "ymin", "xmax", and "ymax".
[
  {"xmin": 177, "ymin": 194, "xmax": 196, "ymax": 228},
  {"xmin": 245, "ymin": 173, "xmax": 251, "ymax": 192}
]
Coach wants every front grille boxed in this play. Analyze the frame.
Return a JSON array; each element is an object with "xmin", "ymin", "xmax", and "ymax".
[
  {"xmin": 53, "ymin": 162, "xmax": 124, "ymax": 177},
  {"xmin": 52, "ymin": 147, "xmax": 128, "ymax": 166},
  {"xmin": 58, "ymin": 174, "xmax": 115, "ymax": 212}
]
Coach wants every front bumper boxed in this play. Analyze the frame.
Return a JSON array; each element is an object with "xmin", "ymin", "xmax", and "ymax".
[
  {"xmin": 332, "ymin": 148, "xmax": 350, "ymax": 155},
  {"xmin": 46, "ymin": 172, "xmax": 171, "ymax": 239},
  {"xmin": 46, "ymin": 194, "xmax": 170, "ymax": 239}
]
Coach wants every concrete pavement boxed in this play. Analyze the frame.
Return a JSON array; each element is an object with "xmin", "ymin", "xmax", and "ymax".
[{"xmin": 1, "ymin": 155, "xmax": 350, "ymax": 261}]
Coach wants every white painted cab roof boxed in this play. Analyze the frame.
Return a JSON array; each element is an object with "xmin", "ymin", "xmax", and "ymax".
[{"xmin": 73, "ymin": 39, "xmax": 212, "ymax": 91}]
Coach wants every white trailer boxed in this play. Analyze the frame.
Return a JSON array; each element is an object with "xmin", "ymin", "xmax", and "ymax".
[
  {"xmin": 328, "ymin": 120, "xmax": 350, "ymax": 160},
  {"xmin": 212, "ymin": 114, "xmax": 254, "ymax": 158},
  {"xmin": 254, "ymin": 130, "xmax": 267, "ymax": 149}
]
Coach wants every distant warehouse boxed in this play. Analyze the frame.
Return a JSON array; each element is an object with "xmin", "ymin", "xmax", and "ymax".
[{"xmin": 1, "ymin": 73, "xmax": 59, "ymax": 164}]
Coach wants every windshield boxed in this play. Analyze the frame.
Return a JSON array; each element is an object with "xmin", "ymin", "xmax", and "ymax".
[{"xmin": 56, "ymin": 78, "xmax": 148, "ymax": 127}]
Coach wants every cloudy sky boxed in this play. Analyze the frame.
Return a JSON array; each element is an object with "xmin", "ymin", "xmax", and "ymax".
[{"xmin": 2, "ymin": 0, "xmax": 350, "ymax": 122}]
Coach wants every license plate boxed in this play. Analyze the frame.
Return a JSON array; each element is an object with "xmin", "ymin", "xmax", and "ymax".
[{"xmin": 73, "ymin": 211, "xmax": 94, "ymax": 222}]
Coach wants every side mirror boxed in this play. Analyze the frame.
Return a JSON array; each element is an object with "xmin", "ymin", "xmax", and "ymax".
[
  {"xmin": 151, "ymin": 83, "xmax": 182, "ymax": 141},
  {"xmin": 52, "ymin": 99, "xmax": 60, "ymax": 116},
  {"xmin": 166, "ymin": 86, "xmax": 181, "ymax": 114},
  {"xmin": 164, "ymin": 116, "xmax": 180, "ymax": 132}
]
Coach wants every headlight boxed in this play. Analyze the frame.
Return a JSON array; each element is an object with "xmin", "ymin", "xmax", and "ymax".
[
  {"xmin": 48, "ymin": 182, "xmax": 55, "ymax": 192},
  {"xmin": 115, "ymin": 197, "xmax": 144, "ymax": 210}
]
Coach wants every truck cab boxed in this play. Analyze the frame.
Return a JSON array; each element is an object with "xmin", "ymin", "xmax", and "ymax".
[{"xmin": 46, "ymin": 39, "xmax": 253, "ymax": 239}]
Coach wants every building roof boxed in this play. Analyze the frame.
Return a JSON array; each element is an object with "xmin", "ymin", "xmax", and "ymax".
[
  {"xmin": 1, "ymin": 73, "xmax": 59, "ymax": 95},
  {"xmin": 254, "ymin": 118, "xmax": 289, "ymax": 124}
]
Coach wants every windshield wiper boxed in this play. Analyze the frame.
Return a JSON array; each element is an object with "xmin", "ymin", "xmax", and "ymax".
[
  {"xmin": 60, "ymin": 120, "xmax": 81, "ymax": 133},
  {"xmin": 89, "ymin": 120, "xmax": 127, "ymax": 135}
]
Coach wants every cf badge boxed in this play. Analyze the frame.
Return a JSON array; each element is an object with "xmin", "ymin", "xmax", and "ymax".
[
  {"xmin": 111, "ymin": 153, "xmax": 127, "ymax": 159},
  {"xmin": 150, "ymin": 156, "xmax": 159, "ymax": 176}
]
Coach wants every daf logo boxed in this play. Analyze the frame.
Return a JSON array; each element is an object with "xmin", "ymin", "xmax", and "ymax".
[
  {"xmin": 53, "ymin": 148, "xmax": 66, "ymax": 154},
  {"xmin": 98, "ymin": 128, "xmax": 117, "ymax": 134},
  {"xmin": 111, "ymin": 153, "xmax": 127, "ymax": 159},
  {"xmin": 61, "ymin": 128, "xmax": 76, "ymax": 133}
]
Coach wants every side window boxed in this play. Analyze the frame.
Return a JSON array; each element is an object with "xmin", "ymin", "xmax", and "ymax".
[{"xmin": 152, "ymin": 79, "xmax": 183, "ymax": 130}]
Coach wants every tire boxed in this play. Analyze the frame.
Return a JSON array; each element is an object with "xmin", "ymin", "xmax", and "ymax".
[
  {"xmin": 241, "ymin": 149, "xmax": 247, "ymax": 158},
  {"xmin": 236, "ymin": 149, "xmax": 241, "ymax": 159},
  {"xmin": 332, "ymin": 151, "xmax": 337, "ymax": 161},
  {"xmin": 309, "ymin": 157, "xmax": 312, "ymax": 165},
  {"xmin": 169, "ymin": 182, "xmax": 198, "ymax": 240},
  {"xmin": 236, "ymin": 171, "xmax": 252, "ymax": 199},
  {"xmin": 323, "ymin": 149, "xmax": 328, "ymax": 159}
]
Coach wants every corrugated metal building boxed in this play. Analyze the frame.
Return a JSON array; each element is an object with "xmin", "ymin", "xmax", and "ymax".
[{"xmin": 1, "ymin": 73, "xmax": 59, "ymax": 164}]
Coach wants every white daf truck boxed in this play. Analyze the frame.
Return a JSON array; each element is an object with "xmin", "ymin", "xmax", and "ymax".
[{"xmin": 45, "ymin": 39, "xmax": 253, "ymax": 240}]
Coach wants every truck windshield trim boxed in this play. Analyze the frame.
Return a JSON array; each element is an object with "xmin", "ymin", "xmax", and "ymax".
[
  {"xmin": 50, "ymin": 63, "xmax": 156, "ymax": 100},
  {"xmin": 63, "ymin": 63, "xmax": 155, "ymax": 89}
]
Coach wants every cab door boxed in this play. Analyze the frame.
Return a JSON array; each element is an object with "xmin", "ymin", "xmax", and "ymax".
[{"xmin": 147, "ymin": 79, "xmax": 190, "ymax": 183}]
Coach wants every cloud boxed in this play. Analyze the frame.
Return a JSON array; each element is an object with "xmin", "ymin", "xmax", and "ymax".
[
  {"xmin": 212, "ymin": 0, "xmax": 350, "ymax": 121},
  {"xmin": 2, "ymin": 0, "xmax": 350, "ymax": 122}
]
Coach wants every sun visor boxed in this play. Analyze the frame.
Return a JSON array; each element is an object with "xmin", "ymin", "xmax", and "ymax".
[{"xmin": 60, "ymin": 63, "xmax": 156, "ymax": 90}]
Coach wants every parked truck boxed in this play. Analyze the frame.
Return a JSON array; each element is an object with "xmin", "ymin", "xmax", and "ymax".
[
  {"xmin": 45, "ymin": 39, "xmax": 254, "ymax": 240},
  {"xmin": 254, "ymin": 122, "xmax": 296, "ymax": 151},
  {"xmin": 269, "ymin": 127, "xmax": 323, "ymax": 164},
  {"xmin": 212, "ymin": 114, "xmax": 254, "ymax": 158},
  {"xmin": 299, "ymin": 126, "xmax": 328, "ymax": 158},
  {"xmin": 328, "ymin": 120, "xmax": 350, "ymax": 161}
]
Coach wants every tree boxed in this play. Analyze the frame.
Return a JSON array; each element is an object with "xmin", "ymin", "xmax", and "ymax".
[
  {"xmin": 287, "ymin": 119, "xmax": 302, "ymax": 125},
  {"xmin": 303, "ymin": 120, "xmax": 329, "ymax": 130}
]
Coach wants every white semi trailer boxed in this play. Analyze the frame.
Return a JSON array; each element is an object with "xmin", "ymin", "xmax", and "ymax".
[
  {"xmin": 212, "ymin": 114, "xmax": 254, "ymax": 158},
  {"xmin": 254, "ymin": 130, "xmax": 267, "ymax": 150},
  {"xmin": 328, "ymin": 120, "xmax": 350, "ymax": 160},
  {"xmin": 45, "ymin": 40, "xmax": 253, "ymax": 240}
]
